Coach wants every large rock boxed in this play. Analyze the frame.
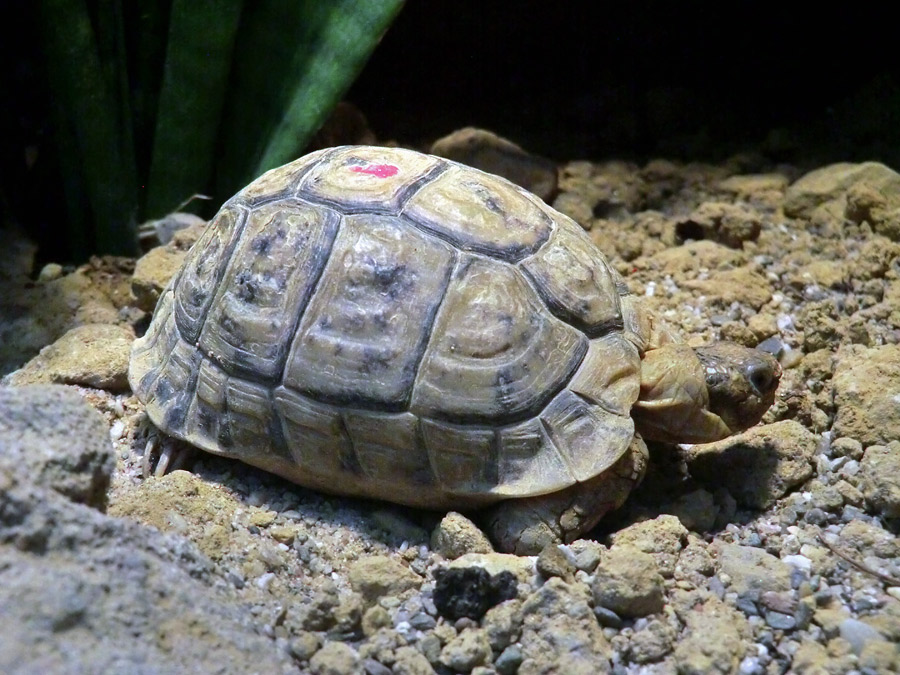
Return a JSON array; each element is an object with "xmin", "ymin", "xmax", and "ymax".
[
  {"xmin": 784, "ymin": 162, "xmax": 900, "ymax": 220},
  {"xmin": 0, "ymin": 473, "xmax": 294, "ymax": 673},
  {"xmin": 430, "ymin": 127, "xmax": 558, "ymax": 202},
  {"xmin": 832, "ymin": 344, "xmax": 900, "ymax": 446},
  {"xmin": 2, "ymin": 324, "xmax": 133, "ymax": 392},
  {"xmin": 686, "ymin": 421, "xmax": 817, "ymax": 508},
  {"xmin": 0, "ymin": 384, "xmax": 114, "ymax": 508}
]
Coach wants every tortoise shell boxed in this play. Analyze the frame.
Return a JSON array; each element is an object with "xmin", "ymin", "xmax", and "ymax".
[{"xmin": 129, "ymin": 145, "xmax": 652, "ymax": 509}]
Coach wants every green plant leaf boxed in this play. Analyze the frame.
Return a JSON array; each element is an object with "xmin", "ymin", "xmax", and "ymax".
[
  {"xmin": 39, "ymin": 0, "xmax": 139, "ymax": 256},
  {"xmin": 218, "ymin": 0, "xmax": 405, "ymax": 195},
  {"xmin": 145, "ymin": 0, "xmax": 242, "ymax": 217}
]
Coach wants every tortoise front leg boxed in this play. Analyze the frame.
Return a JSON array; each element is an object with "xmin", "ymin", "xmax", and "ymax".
[{"xmin": 483, "ymin": 437, "xmax": 648, "ymax": 555}]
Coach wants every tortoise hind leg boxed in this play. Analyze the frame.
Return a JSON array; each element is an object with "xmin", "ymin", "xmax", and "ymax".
[{"xmin": 483, "ymin": 436, "xmax": 648, "ymax": 555}]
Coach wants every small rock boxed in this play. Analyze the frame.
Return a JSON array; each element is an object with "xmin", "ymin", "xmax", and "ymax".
[
  {"xmin": 520, "ymin": 577, "xmax": 610, "ymax": 672},
  {"xmin": 349, "ymin": 556, "xmax": 421, "ymax": 604},
  {"xmin": 494, "ymin": 644, "xmax": 524, "ymax": 675},
  {"xmin": 570, "ymin": 540, "xmax": 603, "ymax": 573},
  {"xmin": 593, "ymin": 605, "xmax": 623, "ymax": 628},
  {"xmin": 309, "ymin": 641, "xmax": 360, "ymax": 675},
  {"xmin": 432, "ymin": 567, "xmax": 517, "ymax": 621},
  {"xmin": 289, "ymin": 631, "xmax": 322, "ymax": 662},
  {"xmin": 713, "ymin": 543, "xmax": 792, "ymax": 595},
  {"xmin": 673, "ymin": 594, "xmax": 749, "ymax": 675},
  {"xmin": 628, "ymin": 618, "xmax": 675, "ymax": 664},
  {"xmin": 832, "ymin": 344, "xmax": 900, "ymax": 446},
  {"xmin": 663, "ymin": 488, "xmax": 719, "ymax": 532},
  {"xmin": 839, "ymin": 618, "xmax": 887, "ymax": 655},
  {"xmin": 536, "ymin": 545, "xmax": 575, "ymax": 580},
  {"xmin": 764, "ymin": 610, "xmax": 796, "ymax": 630},
  {"xmin": 686, "ymin": 421, "xmax": 817, "ymax": 509},
  {"xmin": 431, "ymin": 512, "xmax": 493, "ymax": 559},
  {"xmin": 361, "ymin": 606, "xmax": 391, "ymax": 637},
  {"xmin": 607, "ymin": 514, "xmax": 688, "ymax": 576},
  {"xmin": 674, "ymin": 202, "xmax": 762, "ymax": 248},
  {"xmin": 482, "ymin": 599, "xmax": 523, "ymax": 651},
  {"xmin": 439, "ymin": 628, "xmax": 491, "ymax": 673},
  {"xmin": 858, "ymin": 441, "xmax": 900, "ymax": 517},
  {"xmin": 430, "ymin": 127, "xmax": 558, "ymax": 201},
  {"xmin": 391, "ymin": 646, "xmax": 436, "ymax": 675},
  {"xmin": 591, "ymin": 545, "xmax": 665, "ymax": 617}
]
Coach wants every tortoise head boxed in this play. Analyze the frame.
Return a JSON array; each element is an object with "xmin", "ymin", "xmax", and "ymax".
[{"xmin": 631, "ymin": 342, "xmax": 781, "ymax": 444}]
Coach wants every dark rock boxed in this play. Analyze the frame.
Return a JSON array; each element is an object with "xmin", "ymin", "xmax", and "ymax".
[{"xmin": 432, "ymin": 567, "xmax": 517, "ymax": 621}]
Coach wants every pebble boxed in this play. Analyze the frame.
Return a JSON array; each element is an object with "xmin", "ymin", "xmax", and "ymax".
[
  {"xmin": 838, "ymin": 618, "xmax": 885, "ymax": 655},
  {"xmin": 594, "ymin": 605, "xmax": 624, "ymax": 628},
  {"xmin": 782, "ymin": 554, "xmax": 812, "ymax": 573},
  {"xmin": 764, "ymin": 610, "xmax": 796, "ymax": 630},
  {"xmin": 495, "ymin": 645, "xmax": 523, "ymax": 675}
]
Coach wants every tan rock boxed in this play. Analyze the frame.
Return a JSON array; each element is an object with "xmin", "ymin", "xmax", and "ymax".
[
  {"xmin": 858, "ymin": 441, "xmax": 900, "ymax": 518},
  {"xmin": 431, "ymin": 511, "xmax": 493, "ymax": 559},
  {"xmin": 784, "ymin": 161, "xmax": 900, "ymax": 219},
  {"xmin": 686, "ymin": 421, "xmax": 817, "ymax": 509},
  {"xmin": 672, "ymin": 594, "xmax": 749, "ymax": 675},
  {"xmin": 833, "ymin": 344, "xmax": 900, "ymax": 446},
  {"xmin": 591, "ymin": 546, "xmax": 665, "ymax": 617},
  {"xmin": 683, "ymin": 266, "xmax": 773, "ymax": 309},
  {"xmin": 712, "ymin": 542, "xmax": 791, "ymax": 594},
  {"xmin": 3, "ymin": 324, "xmax": 134, "ymax": 392},
  {"xmin": 348, "ymin": 556, "xmax": 421, "ymax": 604},
  {"xmin": 606, "ymin": 515, "xmax": 688, "ymax": 576}
]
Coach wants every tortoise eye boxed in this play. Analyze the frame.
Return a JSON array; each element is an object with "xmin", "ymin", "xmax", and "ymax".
[
  {"xmin": 746, "ymin": 362, "xmax": 776, "ymax": 396},
  {"xmin": 705, "ymin": 368, "xmax": 727, "ymax": 388}
]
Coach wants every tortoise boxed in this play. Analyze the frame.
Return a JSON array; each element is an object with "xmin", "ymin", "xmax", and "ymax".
[{"xmin": 129, "ymin": 145, "xmax": 781, "ymax": 554}]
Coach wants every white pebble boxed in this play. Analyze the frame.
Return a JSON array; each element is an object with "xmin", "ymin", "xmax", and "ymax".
[
  {"xmin": 645, "ymin": 281, "xmax": 656, "ymax": 297},
  {"xmin": 739, "ymin": 656, "xmax": 761, "ymax": 674},
  {"xmin": 109, "ymin": 420, "xmax": 126, "ymax": 441},
  {"xmin": 776, "ymin": 314, "xmax": 795, "ymax": 331},
  {"xmin": 256, "ymin": 573, "xmax": 275, "ymax": 590},
  {"xmin": 782, "ymin": 554, "xmax": 812, "ymax": 572},
  {"xmin": 841, "ymin": 460, "xmax": 860, "ymax": 477}
]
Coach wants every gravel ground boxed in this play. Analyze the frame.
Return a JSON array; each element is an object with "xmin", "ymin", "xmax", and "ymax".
[{"xmin": 1, "ymin": 134, "xmax": 899, "ymax": 674}]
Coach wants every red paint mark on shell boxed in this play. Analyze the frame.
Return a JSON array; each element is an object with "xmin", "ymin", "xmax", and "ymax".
[{"xmin": 350, "ymin": 164, "xmax": 399, "ymax": 179}]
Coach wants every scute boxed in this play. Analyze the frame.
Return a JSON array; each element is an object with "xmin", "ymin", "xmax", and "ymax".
[
  {"xmin": 174, "ymin": 205, "xmax": 244, "ymax": 343},
  {"xmin": 522, "ymin": 215, "xmax": 624, "ymax": 336},
  {"xmin": 404, "ymin": 164, "xmax": 553, "ymax": 261},
  {"xmin": 197, "ymin": 199, "xmax": 340, "ymax": 381},
  {"xmin": 297, "ymin": 145, "xmax": 441, "ymax": 213},
  {"xmin": 283, "ymin": 214, "xmax": 455, "ymax": 408},
  {"xmin": 239, "ymin": 147, "xmax": 331, "ymax": 203},
  {"xmin": 411, "ymin": 255, "xmax": 587, "ymax": 422}
]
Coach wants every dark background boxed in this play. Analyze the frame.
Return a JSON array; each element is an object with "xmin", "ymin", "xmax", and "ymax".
[
  {"xmin": 348, "ymin": 2, "xmax": 900, "ymax": 164},
  {"xmin": 3, "ymin": 1, "xmax": 899, "ymax": 263}
]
